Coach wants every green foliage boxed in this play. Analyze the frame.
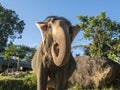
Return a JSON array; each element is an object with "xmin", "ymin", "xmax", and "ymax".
[
  {"xmin": 68, "ymin": 77, "xmax": 120, "ymax": 90},
  {"xmin": 0, "ymin": 4, "xmax": 25, "ymax": 52},
  {"xmin": 0, "ymin": 72, "xmax": 37, "ymax": 90},
  {"xmin": 77, "ymin": 12, "xmax": 120, "ymax": 61},
  {"xmin": 20, "ymin": 45, "xmax": 36, "ymax": 62},
  {"xmin": 69, "ymin": 83, "xmax": 120, "ymax": 90},
  {"xmin": 4, "ymin": 44, "xmax": 16, "ymax": 60},
  {"xmin": 4, "ymin": 44, "xmax": 36, "ymax": 70},
  {"xmin": 4, "ymin": 44, "xmax": 36, "ymax": 61},
  {"xmin": 0, "ymin": 72, "xmax": 120, "ymax": 90},
  {"xmin": 22, "ymin": 72, "xmax": 37, "ymax": 90},
  {"xmin": 4, "ymin": 44, "xmax": 16, "ymax": 69},
  {"xmin": 69, "ymin": 83, "xmax": 83, "ymax": 90}
]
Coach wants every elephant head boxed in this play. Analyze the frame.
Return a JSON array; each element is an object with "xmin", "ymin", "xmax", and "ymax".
[{"xmin": 36, "ymin": 16, "xmax": 80, "ymax": 66}]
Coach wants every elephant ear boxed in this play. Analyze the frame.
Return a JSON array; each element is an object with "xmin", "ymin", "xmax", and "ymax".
[
  {"xmin": 35, "ymin": 22, "xmax": 47, "ymax": 43},
  {"xmin": 71, "ymin": 26, "xmax": 80, "ymax": 43}
]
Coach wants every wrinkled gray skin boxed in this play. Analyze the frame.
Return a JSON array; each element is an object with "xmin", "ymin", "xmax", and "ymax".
[{"xmin": 32, "ymin": 16, "xmax": 80, "ymax": 90}]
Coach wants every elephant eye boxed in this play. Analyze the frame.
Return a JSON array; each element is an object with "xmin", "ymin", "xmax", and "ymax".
[{"xmin": 48, "ymin": 24, "xmax": 52, "ymax": 30}]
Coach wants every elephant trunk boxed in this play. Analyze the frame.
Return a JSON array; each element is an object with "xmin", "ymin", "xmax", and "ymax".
[{"xmin": 51, "ymin": 21, "xmax": 71, "ymax": 66}]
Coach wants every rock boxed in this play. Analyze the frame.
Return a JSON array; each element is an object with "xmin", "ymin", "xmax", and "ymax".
[{"xmin": 69, "ymin": 56, "xmax": 120, "ymax": 88}]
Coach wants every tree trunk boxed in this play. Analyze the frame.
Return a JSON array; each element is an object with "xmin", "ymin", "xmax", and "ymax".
[
  {"xmin": 7, "ymin": 59, "xmax": 10, "ymax": 74},
  {"xmin": 17, "ymin": 59, "xmax": 20, "ymax": 71}
]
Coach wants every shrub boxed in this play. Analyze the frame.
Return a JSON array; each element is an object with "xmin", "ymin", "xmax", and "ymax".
[
  {"xmin": 0, "ymin": 72, "xmax": 36, "ymax": 90},
  {"xmin": 0, "ymin": 72, "xmax": 120, "ymax": 90}
]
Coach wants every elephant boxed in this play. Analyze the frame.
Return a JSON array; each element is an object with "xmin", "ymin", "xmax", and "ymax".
[{"xmin": 32, "ymin": 16, "xmax": 80, "ymax": 90}]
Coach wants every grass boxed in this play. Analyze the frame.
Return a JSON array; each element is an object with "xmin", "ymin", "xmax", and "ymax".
[
  {"xmin": 0, "ymin": 72, "xmax": 120, "ymax": 90},
  {"xmin": 68, "ymin": 83, "xmax": 120, "ymax": 90},
  {"xmin": 0, "ymin": 72, "xmax": 37, "ymax": 90}
]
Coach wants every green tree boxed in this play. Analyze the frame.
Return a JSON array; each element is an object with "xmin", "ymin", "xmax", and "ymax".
[
  {"xmin": 15, "ymin": 45, "xmax": 36, "ymax": 70},
  {"xmin": 4, "ymin": 44, "xmax": 16, "ymax": 70},
  {"xmin": 77, "ymin": 12, "xmax": 120, "ymax": 61},
  {"xmin": 4, "ymin": 44, "xmax": 36, "ymax": 70},
  {"xmin": 23, "ymin": 46, "xmax": 36, "ymax": 62},
  {"xmin": 0, "ymin": 4, "xmax": 25, "ymax": 52}
]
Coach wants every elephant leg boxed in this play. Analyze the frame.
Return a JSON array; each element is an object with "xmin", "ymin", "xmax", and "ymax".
[
  {"xmin": 55, "ymin": 57, "xmax": 75, "ymax": 90},
  {"xmin": 63, "ymin": 82, "xmax": 68, "ymax": 90},
  {"xmin": 55, "ymin": 71, "xmax": 66, "ymax": 90},
  {"xmin": 66, "ymin": 55, "xmax": 76, "ymax": 79},
  {"xmin": 37, "ymin": 62, "xmax": 48, "ymax": 90}
]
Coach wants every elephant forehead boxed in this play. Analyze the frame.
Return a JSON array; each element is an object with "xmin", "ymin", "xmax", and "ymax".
[{"xmin": 44, "ymin": 16, "xmax": 71, "ymax": 26}]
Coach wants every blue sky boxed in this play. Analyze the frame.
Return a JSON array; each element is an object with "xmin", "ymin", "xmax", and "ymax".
[{"xmin": 1, "ymin": 0, "xmax": 120, "ymax": 55}]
